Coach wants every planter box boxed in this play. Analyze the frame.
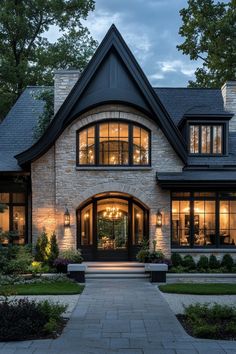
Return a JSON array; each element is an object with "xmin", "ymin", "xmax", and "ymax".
[
  {"xmin": 147, "ymin": 263, "xmax": 168, "ymax": 283},
  {"xmin": 67, "ymin": 264, "xmax": 86, "ymax": 283}
]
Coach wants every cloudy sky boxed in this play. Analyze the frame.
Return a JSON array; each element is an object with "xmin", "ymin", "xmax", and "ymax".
[
  {"xmin": 48, "ymin": 0, "xmax": 201, "ymax": 87},
  {"xmin": 83, "ymin": 0, "xmax": 200, "ymax": 87}
]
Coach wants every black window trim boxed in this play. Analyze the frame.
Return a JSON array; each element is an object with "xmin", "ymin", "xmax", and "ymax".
[
  {"xmin": 76, "ymin": 119, "xmax": 151, "ymax": 167},
  {"xmin": 171, "ymin": 191, "xmax": 236, "ymax": 249},
  {"xmin": 0, "ymin": 191, "xmax": 28, "ymax": 245},
  {"xmin": 187, "ymin": 120, "xmax": 228, "ymax": 157}
]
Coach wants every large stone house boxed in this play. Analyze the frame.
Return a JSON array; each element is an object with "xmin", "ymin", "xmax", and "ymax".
[{"xmin": 0, "ymin": 25, "xmax": 236, "ymax": 261}]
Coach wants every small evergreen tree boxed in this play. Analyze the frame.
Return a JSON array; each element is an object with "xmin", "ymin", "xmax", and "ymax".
[
  {"xmin": 48, "ymin": 232, "xmax": 59, "ymax": 266},
  {"xmin": 171, "ymin": 253, "xmax": 182, "ymax": 267},
  {"xmin": 35, "ymin": 231, "xmax": 50, "ymax": 262},
  {"xmin": 197, "ymin": 255, "xmax": 209, "ymax": 271},
  {"xmin": 221, "ymin": 254, "xmax": 234, "ymax": 271},
  {"xmin": 209, "ymin": 255, "xmax": 220, "ymax": 269}
]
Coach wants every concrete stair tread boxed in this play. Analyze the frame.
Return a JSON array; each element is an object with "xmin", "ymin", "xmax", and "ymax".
[
  {"xmin": 84, "ymin": 261, "xmax": 147, "ymax": 279},
  {"xmin": 86, "ymin": 273, "xmax": 149, "ymax": 278},
  {"xmin": 86, "ymin": 267, "xmax": 145, "ymax": 273},
  {"xmin": 85, "ymin": 262, "xmax": 143, "ymax": 268}
]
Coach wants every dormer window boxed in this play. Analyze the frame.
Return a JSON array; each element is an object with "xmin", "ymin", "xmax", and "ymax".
[{"xmin": 189, "ymin": 124, "xmax": 223, "ymax": 155}]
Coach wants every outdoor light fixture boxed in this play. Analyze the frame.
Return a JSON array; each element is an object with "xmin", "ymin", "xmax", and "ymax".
[
  {"xmin": 64, "ymin": 207, "xmax": 70, "ymax": 227},
  {"xmin": 156, "ymin": 209, "xmax": 162, "ymax": 228}
]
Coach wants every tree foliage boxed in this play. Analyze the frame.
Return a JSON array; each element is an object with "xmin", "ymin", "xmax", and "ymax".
[
  {"xmin": 33, "ymin": 89, "xmax": 54, "ymax": 141},
  {"xmin": 177, "ymin": 0, "xmax": 236, "ymax": 87},
  {"xmin": 0, "ymin": 0, "xmax": 97, "ymax": 120}
]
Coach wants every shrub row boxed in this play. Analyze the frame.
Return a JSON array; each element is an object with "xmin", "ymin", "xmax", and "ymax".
[
  {"xmin": 0, "ymin": 298, "xmax": 67, "ymax": 341},
  {"xmin": 182, "ymin": 303, "xmax": 236, "ymax": 339},
  {"xmin": 171, "ymin": 253, "xmax": 235, "ymax": 272}
]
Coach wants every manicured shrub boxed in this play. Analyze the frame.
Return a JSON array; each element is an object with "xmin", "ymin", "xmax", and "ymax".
[
  {"xmin": 0, "ymin": 298, "xmax": 67, "ymax": 341},
  {"xmin": 182, "ymin": 255, "xmax": 196, "ymax": 270},
  {"xmin": 149, "ymin": 250, "xmax": 165, "ymax": 263},
  {"xmin": 221, "ymin": 254, "xmax": 234, "ymax": 271},
  {"xmin": 197, "ymin": 255, "xmax": 209, "ymax": 271},
  {"xmin": 136, "ymin": 249, "xmax": 165, "ymax": 264},
  {"xmin": 225, "ymin": 322, "xmax": 236, "ymax": 336},
  {"xmin": 171, "ymin": 253, "xmax": 182, "ymax": 267},
  {"xmin": 192, "ymin": 323, "xmax": 219, "ymax": 338},
  {"xmin": 209, "ymin": 254, "xmax": 220, "ymax": 269},
  {"xmin": 2, "ymin": 245, "xmax": 33, "ymax": 275},
  {"xmin": 54, "ymin": 248, "xmax": 83, "ymax": 273},
  {"xmin": 27, "ymin": 261, "xmax": 50, "ymax": 276},
  {"xmin": 35, "ymin": 231, "xmax": 50, "ymax": 262},
  {"xmin": 53, "ymin": 258, "xmax": 70, "ymax": 273},
  {"xmin": 136, "ymin": 249, "xmax": 150, "ymax": 263},
  {"xmin": 48, "ymin": 232, "xmax": 59, "ymax": 267},
  {"xmin": 60, "ymin": 248, "xmax": 83, "ymax": 263},
  {"xmin": 183, "ymin": 303, "xmax": 236, "ymax": 339},
  {"xmin": 169, "ymin": 265, "xmax": 186, "ymax": 273}
]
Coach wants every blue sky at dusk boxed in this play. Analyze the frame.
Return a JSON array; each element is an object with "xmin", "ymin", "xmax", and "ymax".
[{"xmin": 48, "ymin": 0, "xmax": 202, "ymax": 87}]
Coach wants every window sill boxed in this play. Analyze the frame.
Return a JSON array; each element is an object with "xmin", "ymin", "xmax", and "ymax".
[
  {"xmin": 172, "ymin": 248, "xmax": 236, "ymax": 253},
  {"xmin": 76, "ymin": 166, "xmax": 153, "ymax": 171}
]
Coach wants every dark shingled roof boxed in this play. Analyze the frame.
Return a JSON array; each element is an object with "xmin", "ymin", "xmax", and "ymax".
[
  {"xmin": 0, "ymin": 85, "xmax": 235, "ymax": 172},
  {"xmin": 155, "ymin": 87, "xmax": 236, "ymax": 167},
  {"xmin": 154, "ymin": 88, "xmax": 228, "ymax": 125},
  {"xmin": 0, "ymin": 87, "xmax": 46, "ymax": 171}
]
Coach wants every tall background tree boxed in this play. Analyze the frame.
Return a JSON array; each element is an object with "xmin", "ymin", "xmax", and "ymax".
[
  {"xmin": 177, "ymin": 0, "xmax": 236, "ymax": 88},
  {"xmin": 0, "ymin": 0, "xmax": 97, "ymax": 120}
]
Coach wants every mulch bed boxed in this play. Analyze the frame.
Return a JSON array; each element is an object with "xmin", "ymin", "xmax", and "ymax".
[
  {"xmin": 0, "ymin": 318, "xmax": 68, "ymax": 342},
  {"xmin": 177, "ymin": 314, "xmax": 236, "ymax": 341}
]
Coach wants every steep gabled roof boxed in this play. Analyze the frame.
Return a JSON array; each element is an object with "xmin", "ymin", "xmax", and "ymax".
[
  {"xmin": 16, "ymin": 25, "xmax": 187, "ymax": 167},
  {"xmin": 0, "ymin": 87, "xmax": 46, "ymax": 172}
]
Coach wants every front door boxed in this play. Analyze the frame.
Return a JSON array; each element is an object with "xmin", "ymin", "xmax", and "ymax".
[
  {"xmin": 96, "ymin": 198, "xmax": 129, "ymax": 261},
  {"xmin": 78, "ymin": 194, "xmax": 149, "ymax": 261}
]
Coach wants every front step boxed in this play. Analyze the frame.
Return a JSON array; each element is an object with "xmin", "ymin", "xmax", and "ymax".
[
  {"xmin": 86, "ymin": 273, "xmax": 149, "ymax": 279},
  {"xmin": 85, "ymin": 262, "xmax": 148, "ymax": 279}
]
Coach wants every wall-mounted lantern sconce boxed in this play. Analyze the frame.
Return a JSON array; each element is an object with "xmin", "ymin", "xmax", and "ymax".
[
  {"xmin": 64, "ymin": 207, "xmax": 70, "ymax": 227},
  {"xmin": 156, "ymin": 209, "xmax": 162, "ymax": 228}
]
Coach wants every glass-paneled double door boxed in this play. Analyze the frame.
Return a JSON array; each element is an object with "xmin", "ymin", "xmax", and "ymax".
[{"xmin": 78, "ymin": 194, "xmax": 149, "ymax": 261}]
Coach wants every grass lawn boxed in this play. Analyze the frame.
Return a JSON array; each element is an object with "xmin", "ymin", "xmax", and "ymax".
[
  {"xmin": 0, "ymin": 280, "xmax": 84, "ymax": 295},
  {"xmin": 159, "ymin": 283, "xmax": 236, "ymax": 295}
]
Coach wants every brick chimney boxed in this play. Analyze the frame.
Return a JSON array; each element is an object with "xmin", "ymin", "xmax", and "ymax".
[
  {"xmin": 54, "ymin": 70, "xmax": 80, "ymax": 114},
  {"xmin": 221, "ymin": 81, "xmax": 236, "ymax": 131}
]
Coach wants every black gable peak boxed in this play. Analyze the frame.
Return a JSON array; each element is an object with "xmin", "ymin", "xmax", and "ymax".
[{"xmin": 15, "ymin": 25, "xmax": 187, "ymax": 167}]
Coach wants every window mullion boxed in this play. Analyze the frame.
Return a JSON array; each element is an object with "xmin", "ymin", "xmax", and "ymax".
[
  {"xmin": 95, "ymin": 124, "xmax": 99, "ymax": 165},
  {"xmin": 190, "ymin": 197, "xmax": 194, "ymax": 247},
  {"xmin": 216, "ymin": 195, "xmax": 220, "ymax": 248},
  {"xmin": 210, "ymin": 126, "xmax": 213, "ymax": 154},
  {"xmin": 199, "ymin": 126, "xmax": 202, "ymax": 154},
  {"xmin": 129, "ymin": 124, "xmax": 133, "ymax": 165}
]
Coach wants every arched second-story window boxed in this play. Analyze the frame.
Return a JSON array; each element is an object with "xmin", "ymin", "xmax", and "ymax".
[{"xmin": 77, "ymin": 121, "xmax": 150, "ymax": 166}]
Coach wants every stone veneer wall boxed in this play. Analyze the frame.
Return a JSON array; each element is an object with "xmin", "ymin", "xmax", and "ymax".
[
  {"xmin": 31, "ymin": 105, "xmax": 184, "ymax": 257},
  {"xmin": 31, "ymin": 147, "xmax": 56, "ymax": 241},
  {"xmin": 54, "ymin": 70, "xmax": 80, "ymax": 114},
  {"xmin": 221, "ymin": 81, "xmax": 236, "ymax": 131}
]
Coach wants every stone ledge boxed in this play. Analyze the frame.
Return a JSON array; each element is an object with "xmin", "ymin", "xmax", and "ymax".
[
  {"xmin": 76, "ymin": 166, "xmax": 153, "ymax": 171},
  {"xmin": 167, "ymin": 273, "xmax": 236, "ymax": 278},
  {"xmin": 172, "ymin": 248, "xmax": 236, "ymax": 253}
]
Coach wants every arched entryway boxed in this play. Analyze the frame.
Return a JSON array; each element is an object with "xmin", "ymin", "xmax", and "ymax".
[{"xmin": 77, "ymin": 193, "xmax": 149, "ymax": 261}]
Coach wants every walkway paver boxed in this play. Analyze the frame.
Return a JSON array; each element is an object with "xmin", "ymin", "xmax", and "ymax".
[{"xmin": 1, "ymin": 279, "xmax": 236, "ymax": 353}]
